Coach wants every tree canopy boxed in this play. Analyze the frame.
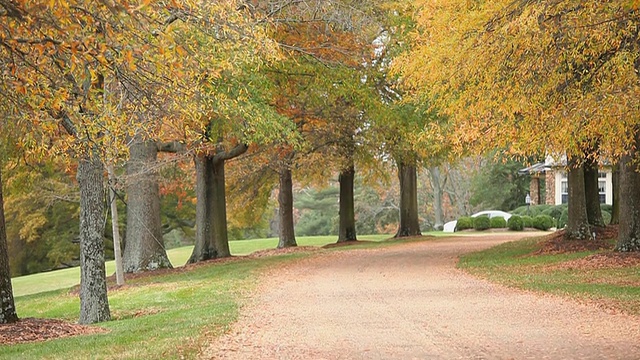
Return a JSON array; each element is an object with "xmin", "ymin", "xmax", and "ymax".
[{"xmin": 395, "ymin": 0, "xmax": 640, "ymax": 158}]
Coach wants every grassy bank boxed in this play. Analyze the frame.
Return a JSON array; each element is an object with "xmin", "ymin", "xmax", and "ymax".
[
  {"xmin": 4, "ymin": 254, "xmax": 304, "ymax": 359},
  {"xmin": 458, "ymin": 236, "xmax": 640, "ymax": 315},
  {"xmin": 12, "ymin": 234, "xmax": 392, "ymax": 297},
  {"xmin": 3, "ymin": 234, "xmax": 440, "ymax": 359}
]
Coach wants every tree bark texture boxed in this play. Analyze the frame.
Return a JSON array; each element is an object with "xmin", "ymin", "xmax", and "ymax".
[
  {"xmin": 583, "ymin": 158, "xmax": 605, "ymax": 227},
  {"xmin": 565, "ymin": 158, "xmax": 593, "ymax": 241},
  {"xmin": 211, "ymin": 158, "xmax": 231, "ymax": 257},
  {"xmin": 278, "ymin": 168, "xmax": 297, "ymax": 248},
  {"xmin": 396, "ymin": 161, "xmax": 421, "ymax": 238},
  {"xmin": 188, "ymin": 155, "xmax": 217, "ymax": 263},
  {"xmin": 610, "ymin": 163, "xmax": 620, "ymax": 225},
  {"xmin": 338, "ymin": 165, "xmax": 357, "ymax": 242},
  {"xmin": 0, "ymin": 169, "xmax": 18, "ymax": 324},
  {"xmin": 123, "ymin": 140, "xmax": 172, "ymax": 272},
  {"xmin": 188, "ymin": 144, "xmax": 247, "ymax": 263},
  {"xmin": 428, "ymin": 167, "xmax": 445, "ymax": 231},
  {"xmin": 77, "ymin": 156, "xmax": 110, "ymax": 324},
  {"xmin": 616, "ymin": 140, "xmax": 640, "ymax": 252}
]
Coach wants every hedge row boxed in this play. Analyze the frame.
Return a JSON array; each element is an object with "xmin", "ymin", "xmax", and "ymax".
[
  {"xmin": 455, "ymin": 214, "xmax": 556, "ymax": 232},
  {"xmin": 512, "ymin": 204, "xmax": 612, "ymax": 229}
]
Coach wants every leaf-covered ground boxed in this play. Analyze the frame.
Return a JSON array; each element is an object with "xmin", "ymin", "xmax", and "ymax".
[{"xmin": 0, "ymin": 318, "xmax": 107, "ymax": 345}]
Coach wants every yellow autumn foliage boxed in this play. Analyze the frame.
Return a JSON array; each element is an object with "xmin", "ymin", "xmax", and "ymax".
[{"xmin": 394, "ymin": 0, "xmax": 640, "ymax": 159}]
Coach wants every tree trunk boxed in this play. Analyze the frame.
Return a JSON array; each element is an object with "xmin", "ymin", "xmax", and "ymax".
[
  {"xmin": 77, "ymin": 156, "xmax": 110, "ymax": 324},
  {"xmin": 338, "ymin": 165, "xmax": 357, "ymax": 242},
  {"xmin": 428, "ymin": 166, "xmax": 445, "ymax": 231},
  {"xmin": 188, "ymin": 155, "xmax": 217, "ymax": 263},
  {"xmin": 211, "ymin": 157, "xmax": 231, "ymax": 257},
  {"xmin": 123, "ymin": 140, "xmax": 172, "ymax": 272},
  {"xmin": 188, "ymin": 144, "xmax": 247, "ymax": 263},
  {"xmin": 616, "ymin": 136, "xmax": 640, "ymax": 252},
  {"xmin": 583, "ymin": 157, "xmax": 605, "ymax": 227},
  {"xmin": 107, "ymin": 165, "xmax": 125, "ymax": 286},
  {"xmin": 565, "ymin": 157, "xmax": 593, "ymax": 241},
  {"xmin": 396, "ymin": 160, "xmax": 421, "ymax": 237},
  {"xmin": 0, "ymin": 168, "xmax": 18, "ymax": 324},
  {"xmin": 278, "ymin": 168, "xmax": 297, "ymax": 248},
  {"xmin": 610, "ymin": 163, "xmax": 620, "ymax": 225}
]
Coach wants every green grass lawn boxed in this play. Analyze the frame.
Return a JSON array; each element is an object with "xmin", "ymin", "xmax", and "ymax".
[
  {"xmin": 5, "ymin": 254, "xmax": 302, "ymax": 359},
  {"xmin": 459, "ymin": 236, "xmax": 640, "ymax": 315},
  {"xmin": 2, "ymin": 234, "xmax": 441, "ymax": 359},
  {"xmin": 12, "ymin": 234, "xmax": 391, "ymax": 297}
]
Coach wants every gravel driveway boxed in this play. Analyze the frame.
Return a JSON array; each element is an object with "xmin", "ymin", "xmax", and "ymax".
[{"xmin": 201, "ymin": 234, "xmax": 640, "ymax": 359}]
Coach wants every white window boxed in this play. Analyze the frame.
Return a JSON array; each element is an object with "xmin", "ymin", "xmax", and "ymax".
[{"xmin": 598, "ymin": 172, "xmax": 606, "ymax": 203}]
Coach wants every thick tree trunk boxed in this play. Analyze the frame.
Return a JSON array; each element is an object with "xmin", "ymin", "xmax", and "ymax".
[
  {"xmin": 583, "ymin": 158, "xmax": 605, "ymax": 227},
  {"xmin": 396, "ymin": 160, "xmax": 421, "ymax": 238},
  {"xmin": 188, "ymin": 144, "xmax": 247, "ymax": 263},
  {"xmin": 278, "ymin": 168, "xmax": 297, "ymax": 248},
  {"xmin": 338, "ymin": 165, "xmax": 357, "ymax": 242},
  {"xmin": 610, "ymin": 163, "xmax": 620, "ymax": 225},
  {"xmin": 428, "ymin": 167, "xmax": 445, "ymax": 231},
  {"xmin": 0, "ymin": 168, "xmax": 18, "ymax": 324},
  {"xmin": 77, "ymin": 156, "xmax": 110, "ymax": 324},
  {"xmin": 565, "ymin": 158, "xmax": 593, "ymax": 241},
  {"xmin": 616, "ymin": 138, "xmax": 640, "ymax": 252},
  {"xmin": 211, "ymin": 158, "xmax": 231, "ymax": 257},
  {"xmin": 188, "ymin": 155, "xmax": 216, "ymax": 263},
  {"xmin": 123, "ymin": 140, "xmax": 172, "ymax": 272}
]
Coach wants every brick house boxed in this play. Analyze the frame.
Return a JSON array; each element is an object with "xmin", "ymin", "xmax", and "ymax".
[{"xmin": 518, "ymin": 157, "xmax": 613, "ymax": 206}]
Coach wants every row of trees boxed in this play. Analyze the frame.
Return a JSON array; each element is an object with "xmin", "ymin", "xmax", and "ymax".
[
  {"xmin": 394, "ymin": 0, "xmax": 640, "ymax": 249},
  {"xmin": 2, "ymin": 0, "xmax": 638, "ymax": 327},
  {"xmin": 0, "ymin": 0, "xmax": 435, "ymax": 325}
]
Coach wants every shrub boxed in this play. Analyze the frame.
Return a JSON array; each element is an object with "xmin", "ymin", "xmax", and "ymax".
[
  {"xmin": 507, "ymin": 215, "xmax": 524, "ymax": 231},
  {"xmin": 541, "ymin": 206, "xmax": 564, "ymax": 222},
  {"xmin": 511, "ymin": 206, "xmax": 527, "ymax": 215},
  {"xmin": 533, "ymin": 214, "xmax": 555, "ymax": 230},
  {"xmin": 490, "ymin": 216, "xmax": 507, "ymax": 228},
  {"xmin": 521, "ymin": 215, "xmax": 534, "ymax": 228},
  {"xmin": 601, "ymin": 204, "xmax": 613, "ymax": 214},
  {"xmin": 456, "ymin": 216, "xmax": 473, "ymax": 231},
  {"xmin": 473, "ymin": 215, "xmax": 491, "ymax": 231},
  {"xmin": 602, "ymin": 211, "xmax": 612, "ymax": 225},
  {"xmin": 557, "ymin": 209, "xmax": 568, "ymax": 229}
]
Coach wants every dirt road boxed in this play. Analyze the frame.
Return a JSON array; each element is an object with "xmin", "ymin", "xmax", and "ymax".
[{"xmin": 201, "ymin": 235, "xmax": 640, "ymax": 359}]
